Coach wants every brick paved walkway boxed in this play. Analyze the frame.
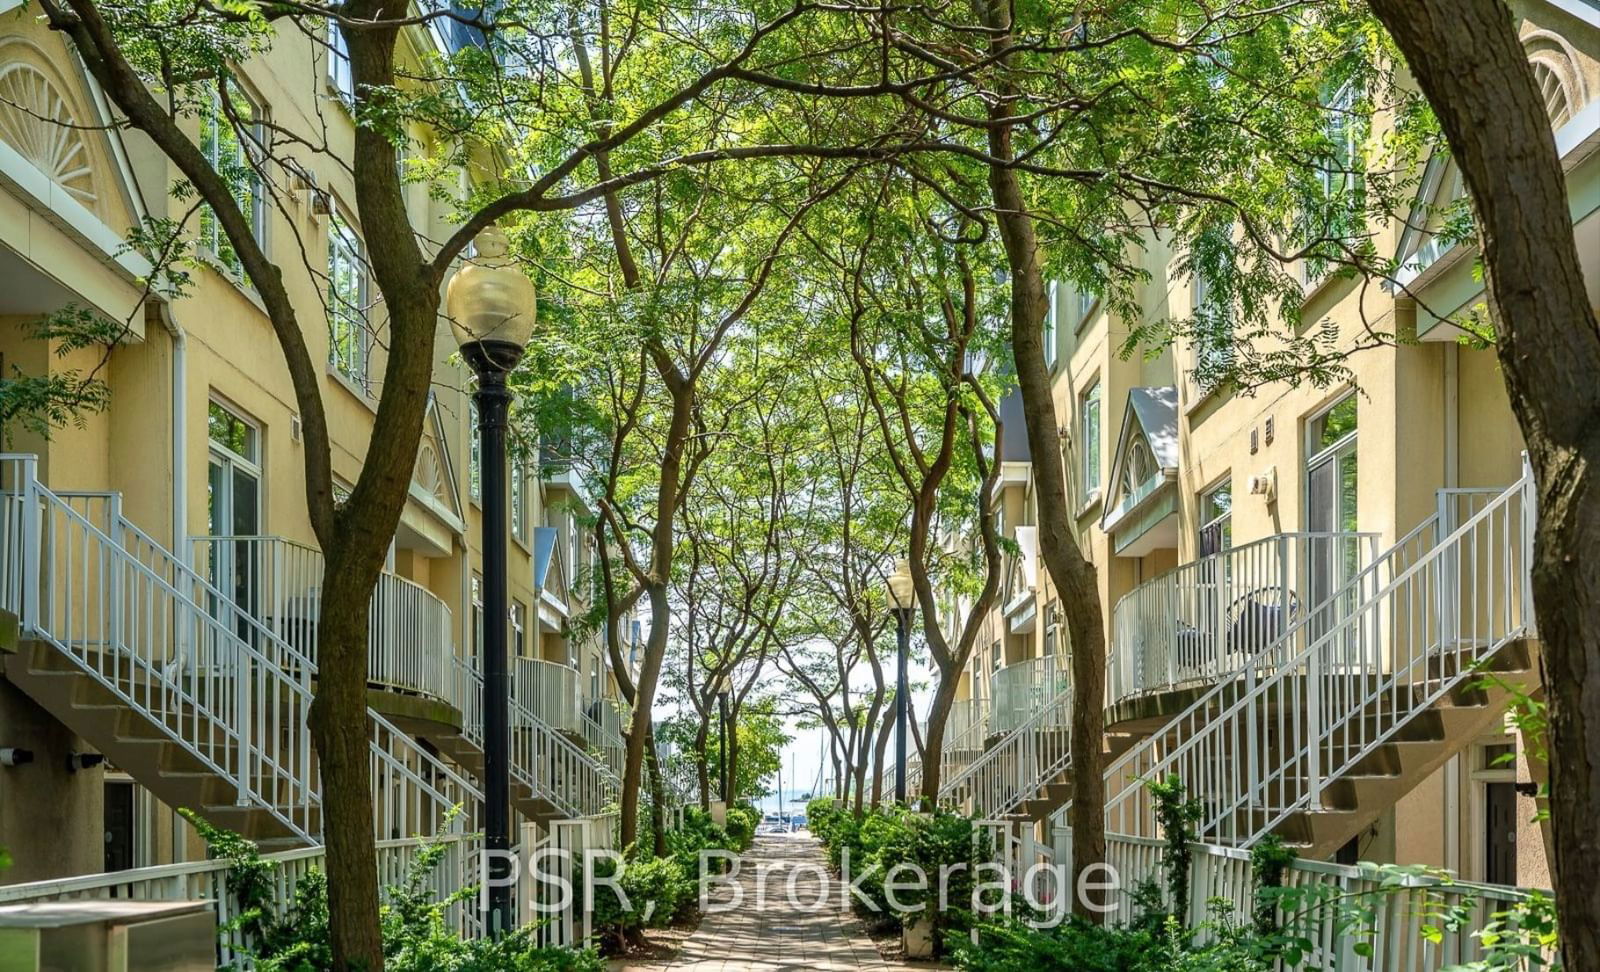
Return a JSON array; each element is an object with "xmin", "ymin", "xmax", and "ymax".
[{"xmin": 615, "ymin": 833, "xmax": 925, "ymax": 971}]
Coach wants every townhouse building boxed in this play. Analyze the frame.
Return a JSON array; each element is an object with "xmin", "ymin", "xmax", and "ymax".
[
  {"xmin": 0, "ymin": 1, "xmax": 628, "ymax": 894},
  {"xmin": 932, "ymin": 0, "xmax": 1600, "ymax": 892}
]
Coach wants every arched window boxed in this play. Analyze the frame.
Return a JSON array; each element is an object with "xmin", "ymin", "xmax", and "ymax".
[{"xmin": 1524, "ymin": 31, "xmax": 1587, "ymax": 130}]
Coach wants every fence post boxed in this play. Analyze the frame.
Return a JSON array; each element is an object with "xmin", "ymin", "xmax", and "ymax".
[{"xmin": 107, "ymin": 493, "xmax": 124, "ymax": 653}]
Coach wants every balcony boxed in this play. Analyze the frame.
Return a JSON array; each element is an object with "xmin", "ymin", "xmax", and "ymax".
[
  {"xmin": 989, "ymin": 653, "xmax": 1070, "ymax": 735},
  {"xmin": 188, "ymin": 535, "xmax": 453, "ymax": 702},
  {"xmin": 513, "ymin": 656, "xmax": 582, "ymax": 736},
  {"xmin": 1108, "ymin": 531, "xmax": 1379, "ymax": 706}
]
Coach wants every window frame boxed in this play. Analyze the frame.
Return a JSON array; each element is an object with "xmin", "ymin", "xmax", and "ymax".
[
  {"xmin": 1199, "ymin": 477, "xmax": 1233, "ymax": 555},
  {"xmin": 197, "ymin": 86, "xmax": 267, "ymax": 282},
  {"xmin": 1043, "ymin": 280, "xmax": 1059, "ymax": 371},
  {"xmin": 327, "ymin": 20, "xmax": 354, "ymax": 102},
  {"xmin": 1080, "ymin": 378, "xmax": 1102, "ymax": 503},
  {"xmin": 326, "ymin": 203, "xmax": 370, "ymax": 390}
]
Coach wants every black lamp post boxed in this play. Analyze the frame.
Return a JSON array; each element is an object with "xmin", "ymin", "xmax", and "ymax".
[
  {"xmin": 447, "ymin": 225, "xmax": 536, "ymax": 937},
  {"xmin": 716, "ymin": 675, "xmax": 732, "ymax": 804},
  {"xmin": 886, "ymin": 560, "xmax": 916, "ymax": 805}
]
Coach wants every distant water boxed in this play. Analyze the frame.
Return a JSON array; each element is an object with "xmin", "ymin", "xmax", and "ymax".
[{"xmin": 752, "ymin": 788, "xmax": 818, "ymax": 816}]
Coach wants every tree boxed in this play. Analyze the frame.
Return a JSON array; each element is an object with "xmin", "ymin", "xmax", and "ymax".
[
  {"xmin": 33, "ymin": 0, "xmax": 877, "ymax": 963},
  {"xmin": 1361, "ymin": 2, "xmax": 1600, "ymax": 965}
]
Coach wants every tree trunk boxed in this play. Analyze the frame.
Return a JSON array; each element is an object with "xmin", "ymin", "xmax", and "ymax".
[
  {"xmin": 644, "ymin": 723, "xmax": 669, "ymax": 857},
  {"xmin": 694, "ymin": 720, "xmax": 712, "ymax": 812},
  {"xmin": 1365, "ymin": 2, "xmax": 1600, "ymax": 964},
  {"xmin": 309, "ymin": 558, "xmax": 386, "ymax": 971},
  {"xmin": 980, "ymin": 80, "xmax": 1109, "ymax": 915},
  {"xmin": 621, "ymin": 583, "xmax": 671, "ymax": 847},
  {"xmin": 916, "ymin": 671, "xmax": 960, "ymax": 805},
  {"xmin": 871, "ymin": 697, "xmax": 894, "ymax": 806}
]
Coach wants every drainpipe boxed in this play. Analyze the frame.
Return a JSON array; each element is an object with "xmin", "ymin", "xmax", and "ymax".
[
  {"xmin": 153, "ymin": 300, "xmax": 188, "ymax": 865},
  {"xmin": 1442, "ymin": 342, "xmax": 1460, "ymax": 875}
]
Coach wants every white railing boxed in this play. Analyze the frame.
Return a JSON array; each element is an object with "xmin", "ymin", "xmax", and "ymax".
[
  {"xmin": 1109, "ymin": 531, "xmax": 1380, "ymax": 704},
  {"xmin": 581, "ymin": 697, "xmax": 628, "ymax": 776},
  {"xmin": 1032, "ymin": 823, "xmax": 1537, "ymax": 969},
  {"xmin": 0, "ymin": 455, "xmax": 478, "ymax": 846},
  {"xmin": 0, "ymin": 835, "xmax": 479, "ymax": 963},
  {"xmin": 514, "ymin": 656, "xmax": 583, "ymax": 735},
  {"xmin": 1091, "ymin": 475, "xmax": 1531, "ymax": 847},
  {"xmin": 188, "ymin": 536, "xmax": 453, "ymax": 702},
  {"xmin": 454, "ymin": 658, "xmax": 617, "ymax": 819},
  {"xmin": 905, "ymin": 695, "xmax": 987, "ymax": 798},
  {"xmin": 940, "ymin": 678, "xmax": 1073, "ymax": 817},
  {"xmin": 991, "ymin": 653, "xmax": 1071, "ymax": 734}
]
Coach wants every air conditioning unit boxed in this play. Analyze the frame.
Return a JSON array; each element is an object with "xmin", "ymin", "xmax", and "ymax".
[{"xmin": 1247, "ymin": 467, "xmax": 1277, "ymax": 503}]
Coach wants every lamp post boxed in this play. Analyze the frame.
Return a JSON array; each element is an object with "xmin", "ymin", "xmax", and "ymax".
[
  {"xmin": 446, "ymin": 225, "xmax": 536, "ymax": 937},
  {"xmin": 886, "ymin": 560, "xmax": 916, "ymax": 804},
  {"xmin": 716, "ymin": 675, "xmax": 732, "ymax": 804}
]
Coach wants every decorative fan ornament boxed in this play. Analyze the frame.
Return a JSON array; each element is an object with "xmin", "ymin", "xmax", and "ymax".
[{"xmin": 0, "ymin": 61, "xmax": 97, "ymax": 207}]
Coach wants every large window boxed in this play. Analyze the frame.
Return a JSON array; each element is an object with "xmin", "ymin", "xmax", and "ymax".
[
  {"xmin": 471, "ymin": 573, "xmax": 484, "ymax": 659},
  {"xmin": 510, "ymin": 460, "xmax": 526, "ymax": 543},
  {"xmin": 198, "ymin": 88, "xmax": 265, "ymax": 280},
  {"xmin": 1308, "ymin": 395, "xmax": 1358, "ymax": 535},
  {"xmin": 327, "ymin": 207, "xmax": 369, "ymax": 387},
  {"xmin": 1081, "ymin": 379, "xmax": 1102, "ymax": 501},
  {"xmin": 468, "ymin": 401, "xmax": 482, "ymax": 502},
  {"xmin": 1199, "ymin": 479, "xmax": 1233, "ymax": 556},
  {"xmin": 510, "ymin": 601, "xmax": 526, "ymax": 658},
  {"xmin": 1043, "ymin": 281, "xmax": 1058, "ymax": 370},
  {"xmin": 1191, "ymin": 265, "xmax": 1235, "ymax": 381},
  {"xmin": 327, "ymin": 20, "xmax": 354, "ymax": 101}
]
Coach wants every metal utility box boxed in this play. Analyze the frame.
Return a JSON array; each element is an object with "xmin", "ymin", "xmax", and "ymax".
[{"xmin": 0, "ymin": 900, "xmax": 216, "ymax": 972}]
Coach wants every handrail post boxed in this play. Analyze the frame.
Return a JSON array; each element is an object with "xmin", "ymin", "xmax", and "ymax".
[
  {"xmin": 107, "ymin": 494, "xmax": 124, "ymax": 653},
  {"xmin": 1520, "ymin": 453, "xmax": 1536, "ymax": 635},
  {"xmin": 19, "ymin": 456, "xmax": 40, "ymax": 630},
  {"xmin": 1306, "ymin": 624, "xmax": 1323, "ymax": 812}
]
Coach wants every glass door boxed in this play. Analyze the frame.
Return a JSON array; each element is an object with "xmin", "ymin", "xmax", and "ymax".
[
  {"xmin": 206, "ymin": 402, "xmax": 262, "ymax": 640},
  {"xmin": 1306, "ymin": 397, "xmax": 1359, "ymax": 664}
]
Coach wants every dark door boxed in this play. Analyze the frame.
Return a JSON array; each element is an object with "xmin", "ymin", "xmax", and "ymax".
[
  {"xmin": 104, "ymin": 780, "xmax": 134, "ymax": 872},
  {"xmin": 1484, "ymin": 782, "xmax": 1518, "ymax": 885}
]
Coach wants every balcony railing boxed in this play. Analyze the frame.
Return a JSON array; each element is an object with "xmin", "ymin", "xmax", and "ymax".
[
  {"xmin": 189, "ymin": 536, "xmax": 454, "ymax": 702},
  {"xmin": 582, "ymin": 696, "xmax": 628, "ymax": 775},
  {"xmin": 514, "ymin": 656, "xmax": 582, "ymax": 735},
  {"xmin": 990, "ymin": 653, "xmax": 1071, "ymax": 735},
  {"xmin": 1108, "ymin": 531, "xmax": 1379, "ymax": 705}
]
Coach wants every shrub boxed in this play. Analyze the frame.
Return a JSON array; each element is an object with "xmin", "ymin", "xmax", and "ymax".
[
  {"xmin": 586, "ymin": 852, "xmax": 692, "ymax": 951},
  {"xmin": 723, "ymin": 805, "xmax": 758, "ymax": 850},
  {"xmin": 181, "ymin": 809, "xmax": 603, "ymax": 972}
]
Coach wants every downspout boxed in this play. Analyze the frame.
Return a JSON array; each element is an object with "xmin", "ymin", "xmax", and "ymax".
[
  {"xmin": 1442, "ymin": 342, "xmax": 1460, "ymax": 876},
  {"xmin": 153, "ymin": 299, "xmax": 187, "ymax": 865}
]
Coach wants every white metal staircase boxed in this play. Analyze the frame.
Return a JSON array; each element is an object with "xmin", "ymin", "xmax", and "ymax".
[
  {"xmin": 423, "ymin": 658, "xmax": 619, "ymax": 823},
  {"xmin": 1076, "ymin": 472, "xmax": 1538, "ymax": 857},
  {"xmin": 0, "ymin": 455, "xmax": 478, "ymax": 846}
]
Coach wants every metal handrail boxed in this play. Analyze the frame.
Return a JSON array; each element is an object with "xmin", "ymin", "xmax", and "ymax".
[
  {"xmin": 188, "ymin": 535, "xmax": 454, "ymax": 701},
  {"xmin": 1109, "ymin": 531, "xmax": 1380, "ymax": 704},
  {"xmin": 1086, "ymin": 476, "xmax": 1531, "ymax": 846}
]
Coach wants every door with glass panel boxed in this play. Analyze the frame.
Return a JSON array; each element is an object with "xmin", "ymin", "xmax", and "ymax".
[
  {"xmin": 206, "ymin": 402, "xmax": 262, "ymax": 642},
  {"xmin": 1305, "ymin": 397, "xmax": 1360, "ymax": 665}
]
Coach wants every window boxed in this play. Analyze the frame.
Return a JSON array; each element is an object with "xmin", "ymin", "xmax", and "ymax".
[
  {"xmin": 327, "ymin": 207, "xmax": 369, "ymax": 387},
  {"xmin": 989, "ymin": 639, "xmax": 1002, "ymax": 674},
  {"xmin": 1077, "ymin": 286, "xmax": 1097, "ymax": 323},
  {"xmin": 1043, "ymin": 601, "xmax": 1061, "ymax": 656},
  {"xmin": 1080, "ymin": 380, "xmax": 1102, "ymax": 500},
  {"xmin": 510, "ymin": 601, "xmax": 526, "ymax": 658},
  {"xmin": 468, "ymin": 401, "xmax": 482, "ymax": 502},
  {"xmin": 1043, "ymin": 281, "xmax": 1059, "ymax": 370},
  {"xmin": 327, "ymin": 20, "xmax": 354, "ymax": 100},
  {"xmin": 198, "ymin": 87, "xmax": 265, "ymax": 280},
  {"xmin": 510, "ymin": 461, "xmax": 526, "ymax": 543},
  {"xmin": 568, "ymin": 511, "xmax": 580, "ymax": 589},
  {"xmin": 471, "ymin": 573, "xmax": 484, "ymax": 659},
  {"xmin": 1191, "ymin": 265, "xmax": 1235, "ymax": 382},
  {"xmin": 1199, "ymin": 479, "xmax": 1233, "ymax": 556},
  {"xmin": 1318, "ymin": 85, "xmax": 1360, "ymax": 201},
  {"xmin": 1307, "ymin": 394, "xmax": 1359, "ymax": 535},
  {"xmin": 208, "ymin": 401, "xmax": 258, "ymax": 462}
]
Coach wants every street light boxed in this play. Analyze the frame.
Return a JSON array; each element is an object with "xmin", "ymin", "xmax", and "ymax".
[
  {"xmin": 715, "ymin": 675, "xmax": 732, "ymax": 804},
  {"xmin": 447, "ymin": 224, "xmax": 536, "ymax": 937},
  {"xmin": 886, "ymin": 559, "xmax": 916, "ymax": 804}
]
